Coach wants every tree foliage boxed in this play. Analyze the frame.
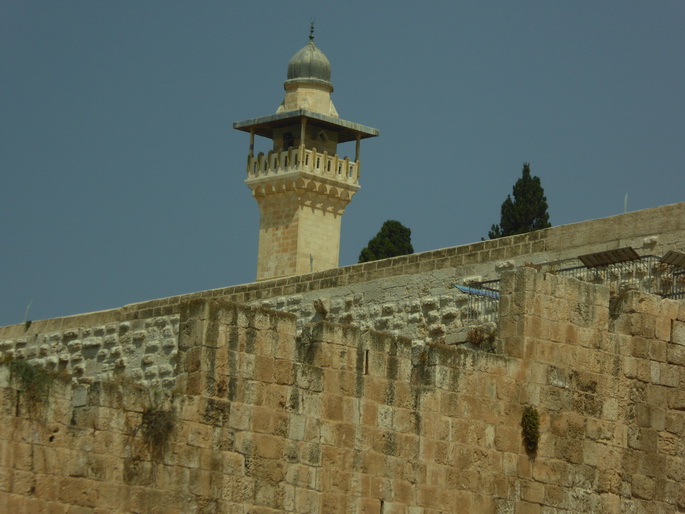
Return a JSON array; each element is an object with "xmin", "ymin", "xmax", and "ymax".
[
  {"xmin": 358, "ymin": 220, "xmax": 414, "ymax": 263},
  {"xmin": 488, "ymin": 163, "xmax": 551, "ymax": 239}
]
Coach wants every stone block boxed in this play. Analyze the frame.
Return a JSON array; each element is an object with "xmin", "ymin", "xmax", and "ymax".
[
  {"xmin": 359, "ymin": 498, "xmax": 382, "ymax": 513},
  {"xmin": 630, "ymin": 337, "xmax": 648, "ymax": 360},
  {"xmin": 295, "ymin": 487, "xmax": 320, "ymax": 514},
  {"xmin": 229, "ymin": 403, "xmax": 252, "ymax": 431},
  {"xmin": 544, "ymin": 484, "xmax": 566, "ymax": 507},
  {"xmin": 540, "ymin": 386, "xmax": 571, "ymax": 412},
  {"xmin": 555, "ymin": 437, "xmax": 583, "ymax": 464},
  {"xmin": 655, "ymin": 316, "xmax": 672, "ymax": 341},
  {"xmin": 650, "ymin": 340, "xmax": 668, "ymax": 362},
  {"xmin": 515, "ymin": 501, "xmax": 543, "ymax": 514},
  {"xmin": 623, "ymin": 356, "xmax": 639, "ymax": 379},
  {"xmin": 503, "ymin": 336, "xmax": 525, "ymax": 359},
  {"xmin": 287, "ymin": 414, "xmax": 306, "ymax": 441},
  {"xmin": 321, "ymin": 394, "xmax": 343, "ymax": 423},
  {"xmin": 673, "ymin": 321, "xmax": 685, "ymax": 345},
  {"xmin": 658, "ymin": 363, "xmax": 680, "ymax": 387},
  {"xmin": 600, "ymin": 398, "xmax": 618, "ymax": 422},
  {"xmin": 184, "ymin": 421, "xmax": 213, "ymax": 448},
  {"xmin": 270, "ymin": 359, "xmax": 293, "ymax": 386},
  {"xmin": 254, "ymin": 355, "xmax": 275, "ymax": 383},
  {"xmin": 273, "ymin": 333, "xmax": 296, "ymax": 360},
  {"xmin": 0, "ymin": 367, "xmax": 9, "ymax": 389},
  {"xmin": 494, "ymin": 425, "xmax": 519, "ymax": 453},
  {"xmin": 666, "ymin": 343, "xmax": 685, "ymax": 366},
  {"xmin": 632, "ymin": 474, "xmax": 655, "ymax": 500},
  {"xmin": 520, "ymin": 479, "xmax": 545, "ymax": 504},
  {"xmin": 667, "ymin": 390, "xmax": 685, "ymax": 411},
  {"xmin": 357, "ymin": 401, "xmax": 379, "ymax": 432},
  {"xmin": 634, "ymin": 359, "xmax": 650, "ymax": 383},
  {"xmin": 57, "ymin": 476, "xmax": 98, "ymax": 507},
  {"xmin": 665, "ymin": 411, "xmax": 685, "ymax": 434},
  {"xmin": 253, "ymin": 433, "xmax": 285, "ymax": 460}
]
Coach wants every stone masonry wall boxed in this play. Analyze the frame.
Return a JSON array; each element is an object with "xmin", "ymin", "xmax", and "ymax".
[
  {"xmin": 0, "ymin": 315, "xmax": 179, "ymax": 391},
  {"xmin": 2, "ymin": 202, "xmax": 683, "ymax": 360},
  {"xmin": 2, "ymin": 269, "xmax": 684, "ymax": 512}
]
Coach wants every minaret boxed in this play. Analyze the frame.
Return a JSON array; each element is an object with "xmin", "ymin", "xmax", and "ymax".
[{"xmin": 234, "ymin": 28, "xmax": 379, "ymax": 281}]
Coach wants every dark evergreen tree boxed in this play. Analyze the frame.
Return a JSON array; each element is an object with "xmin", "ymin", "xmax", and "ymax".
[
  {"xmin": 488, "ymin": 163, "xmax": 551, "ymax": 239},
  {"xmin": 358, "ymin": 220, "xmax": 414, "ymax": 263}
]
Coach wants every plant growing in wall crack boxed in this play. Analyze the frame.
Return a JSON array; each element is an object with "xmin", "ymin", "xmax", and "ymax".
[
  {"xmin": 521, "ymin": 405, "xmax": 540, "ymax": 453},
  {"xmin": 141, "ymin": 407, "xmax": 176, "ymax": 449},
  {"xmin": 1, "ymin": 357, "xmax": 67, "ymax": 417},
  {"xmin": 135, "ymin": 389, "xmax": 176, "ymax": 457},
  {"xmin": 7, "ymin": 359, "xmax": 55, "ymax": 404},
  {"xmin": 466, "ymin": 325, "xmax": 497, "ymax": 351}
]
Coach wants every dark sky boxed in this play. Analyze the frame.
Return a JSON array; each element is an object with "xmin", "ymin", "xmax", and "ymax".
[{"xmin": 2, "ymin": 1, "xmax": 684, "ymax": 326}]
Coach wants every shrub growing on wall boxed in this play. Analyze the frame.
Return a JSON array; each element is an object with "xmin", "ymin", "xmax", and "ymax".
[
  {"xmin": 8, "ymin": 359, "xmax": 54, "ymax": 404},
  {"xmin": 521, "ymin": 405, "xmax": 540, "ymax": 452}
]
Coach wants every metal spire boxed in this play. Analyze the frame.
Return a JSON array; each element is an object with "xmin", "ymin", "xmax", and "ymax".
[{"xmin": 309, "ymin": 19, "xmax": 315, "ymax": 41}]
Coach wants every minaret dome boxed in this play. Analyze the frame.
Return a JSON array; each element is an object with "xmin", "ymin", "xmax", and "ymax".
[
  {"xmin": 276, "ymin": 30, "xmax": 337, "ymax": 116},
  {"xmin": 286, "ymin": 41, "xmax": 332, "ymax": 87}
]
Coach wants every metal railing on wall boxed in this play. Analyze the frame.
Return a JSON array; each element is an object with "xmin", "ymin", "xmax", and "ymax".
[
  {"xmin": 454, "ymin": 283, "xmax": 500, "ymax": 324},
  {"xmin": 454, "ymin": 250, "xmax": 685, "ymax": 324},
  {"xmin": 556, "ymin": 252, "xmax": 685, "ymax": 299}
]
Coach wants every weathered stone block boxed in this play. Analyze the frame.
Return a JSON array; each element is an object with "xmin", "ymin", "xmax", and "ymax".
[
  {"xmin": 494, "ymin": 425, "xmax": 519, "ymax": 453},
  {"xmin": 672, "ymin": 319, "xmax": 685, "ymax": 345},
  {"xmin": 631, "ymin": 474, "xmax": 655, "ymax": 500}
]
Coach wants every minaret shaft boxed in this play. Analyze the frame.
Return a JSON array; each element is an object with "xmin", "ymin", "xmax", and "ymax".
[
  {"xmin": 246, "ymin": 143, "xmax": 359, "ymax": 280},
  {"xmin": 255, "ymin": 192, "xmax": 344, "ymax": 278}
]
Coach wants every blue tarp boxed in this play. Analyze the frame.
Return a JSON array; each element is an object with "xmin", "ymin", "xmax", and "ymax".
[{"xmin": 454, "ymin": 284, "xmax": 500, "ymax": 299}]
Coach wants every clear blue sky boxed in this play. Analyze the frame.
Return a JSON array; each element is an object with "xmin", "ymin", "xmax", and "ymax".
[{"xmin": 2, "ymin": 1, "xmax": 684, "ymax": 326}]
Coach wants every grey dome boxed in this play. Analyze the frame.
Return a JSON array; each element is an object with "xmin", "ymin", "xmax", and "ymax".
[{"xmin": 286, "ymin": 41, "xmax": 332, "ymax": 85}]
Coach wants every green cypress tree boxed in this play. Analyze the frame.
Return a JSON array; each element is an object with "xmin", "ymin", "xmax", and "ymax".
[
  {"xmin": 488, "ymin": 163, "xmax": 551, "ymax": 239},
  {"xmin": 359, "ymin": 220, "xmax": 414, "ymax": 263}
]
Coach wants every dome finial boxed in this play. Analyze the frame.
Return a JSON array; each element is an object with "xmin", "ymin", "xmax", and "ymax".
[{"xmin": 309, "ymin": 19, "xmax": 315, "ymax": 41}]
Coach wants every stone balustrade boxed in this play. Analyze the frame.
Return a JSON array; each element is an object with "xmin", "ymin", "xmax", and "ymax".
[{"xmin": 246, "ymin": 145, "xmax": 359, "ymax": 184}]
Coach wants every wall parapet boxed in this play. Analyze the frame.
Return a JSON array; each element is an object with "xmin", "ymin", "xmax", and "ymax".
[{"xmin": 1, "ymin": 202, "xmax": 682, "ymax": 341}]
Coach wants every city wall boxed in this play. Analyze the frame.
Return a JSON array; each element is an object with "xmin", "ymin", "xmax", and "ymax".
[
  {"xmin": 1, "ymin": 202, "xmax": 684, "ymax": 389},
  {"xmin": 2, "ymin": 269, "xmax": 685, "ymax": 512}
]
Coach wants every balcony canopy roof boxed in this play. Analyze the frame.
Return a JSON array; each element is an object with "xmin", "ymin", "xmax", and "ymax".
[
  {"xmin": 234, "ymin": 109, "xmax": 379, "ymax": 143},
  {"xmin": 578, "ymin": 247, "xmax": 641, "ymax": 268}
]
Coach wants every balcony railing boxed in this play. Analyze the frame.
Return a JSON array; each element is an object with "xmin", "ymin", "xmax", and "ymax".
[{"xmin": 246, "ymin": 145, "xmax": 359, "ymax": 185}]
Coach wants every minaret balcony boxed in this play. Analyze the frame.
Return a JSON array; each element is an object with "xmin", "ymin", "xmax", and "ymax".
[{"xmin": 246, "ymin": 145, "xmax": 359, "ymax": 186}]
